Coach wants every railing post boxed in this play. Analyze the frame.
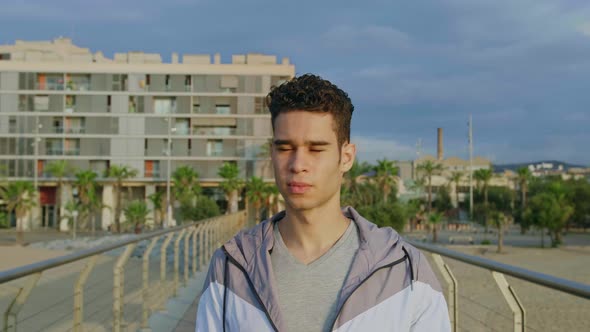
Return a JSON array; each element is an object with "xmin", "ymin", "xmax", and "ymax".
[
  {"xmin": 432, "ymin": 254, "xmax": 458, "ymax": 332},
  {"xmin": 142, "ymin": 237, "xmax": 160, "ymax": 329},
  {"xmin": 184, "ymin": 227, "xmax": 192, "ymax": 285},
  {"xmin": 192, "ymin": 224, "xmax": 200, "ymax": 275},
  {"xmin": 3, "ymin": 272, "xmax": 42, "ymax": 332},
  {"xmin": 113, "ymin": 243, "xmax": 137, "ymax": 332},
  {"xmin": 183, "ymin": 226, "xmax": 195, "ymax": 286},
  {"xmin": 492, "ymin": 272, "xmax": 526, "ymax": 332},
  {"xmin": 159, "ymin": 232, "xmax": 174, "ymax": 307},
  {"xmin": 73, "ymin": 255, "xmax": 98, "ymax": 332},
  {"xmin": 174, "ymin": 229, "xmax": 187, "ymax": 297}
]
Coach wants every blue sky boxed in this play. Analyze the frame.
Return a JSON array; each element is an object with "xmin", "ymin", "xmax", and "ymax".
[{"xmin": 2, "ymin": 0, "xmax": 589, "ymax": 165}]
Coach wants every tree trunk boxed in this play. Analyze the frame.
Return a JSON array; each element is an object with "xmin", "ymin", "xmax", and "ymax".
[
  {"xmin": 497, "ymin": 223, "xmax": 504, "ymax": 253},
  {"xmin": 553, "ymin": 230, "xmax": 562, "ymax": 247},
  {"xmin": 455, "ymin": 182, "xmax": 460, "ymax": 209},
  {"xmin": 114, "ymin": 183, "xmax": 121, "ymax": 233},
  {"xmin": 16, "ymin": 214, "xmax": 24, "ymax": 245},
  {"xmin": 229, "ymin": 190, "xmax": 239, "ymax": 214},
  {"xmin": 427, "ymin": 177, "xmax": 432, "ymax": 213},
  {"xmin": 541, "ymin": 228, "xmax": 545, "ymax": 248},
  {"xmin": 432, "ymin": 224, "xmax": 438, "ymax": 243}
]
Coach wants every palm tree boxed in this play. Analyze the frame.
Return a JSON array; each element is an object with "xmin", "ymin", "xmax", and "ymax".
[
  {"xmin": 474, "ymin": 169, "xmax": 493, "ymax": 207},
  {"xmin": 172, "ymin": 165, "xmax": 201, "ymax": 208},
  {"xmin": 148, "ymin": 190, "xmax": 166, "ymax": 228},
  {"xmin": 262, "ymin": 183, "xmax": 279, "ymax": 219},
  {"xmin": 246, "ymin": 176, "xmax": 266, "ymax": 223},
  {"xmin": 474, "ymin": 168, "xmax": 494, "ymax": 231},
  {"xmin": 344, "ymin": 160, "xmax": 372, "ymax": 196},
  {"xmin": 257, "ymin": 139, "xmax": 273, "ymax": 179},
  {"xmin": 428, "ymin": 211, "xmax": 443, "ymax": 243},
  {"xmin": 74, "ymin": 170, "xmax": 98, "ymax": 230},
  {"xmin": 104, "ymin": 165, "xmax": 138, "ymax": 233},
  {"xmin": 123, "ymin": 200, "xmax": 150, "ymax": 233},
  {"xmin": 218, "ymin": 162, "xmax": 244, "ymax": 214},
  {"xmin": 1, "ymin": 181, "xmax": 36, "ymax": 244},
  {"xmin": 46, "ymin": 160, "xmax": 71, "ymax": 228},
  {"xmin": 416, "ymin": 161, "xmax": 444, "ymax": 213},
  {"xmin": 373, "ymin": 159, "xmax": 399, "ymax": 204},
  {"xmin": 448, "ymin": 171, "xmax": 463, "ymax": 208},
  {"xmin": 516, "ymin": 167, "xmax": 532, "ymax": 209}
]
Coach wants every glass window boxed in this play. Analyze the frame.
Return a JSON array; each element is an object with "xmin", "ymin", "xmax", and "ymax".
[
  {"xmin": 154, "ymin": 97, "xmax": 176, "ymax": 114},
  {"xmin": 206, "ymin": 140, "xmax": 223, "ymax": 156}
]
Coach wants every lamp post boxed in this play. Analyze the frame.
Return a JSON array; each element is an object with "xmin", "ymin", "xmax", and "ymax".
[
  {"xmin": 165, "ymin": 116, "xmax": 176, "ymax": 228},
  {"xmin": 32, "ymin": 118, "xmax": 42, "ymax": 228}
]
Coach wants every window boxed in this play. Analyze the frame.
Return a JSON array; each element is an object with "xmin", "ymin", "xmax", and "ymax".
[
  {"xmin": 193, "ymin": 104, "xmax": 201, "ymax": 113},
  {"xmin": 206, "ymin": 140, "xmax": 223, "ymax": 157},
  {"xmin": 145, "ymin": 160, "xmax": 160, "ymax": 177},
  {"xmin": 215, "ymin": 104, "xmax": 231, "ymax": 114},
  {"xmin": 154, "ymin": 97, "xmax": 176, "ymax": 114},
  {"xmin": 34, "ymin": 95, "xmax": 49, "ymax": 111}
]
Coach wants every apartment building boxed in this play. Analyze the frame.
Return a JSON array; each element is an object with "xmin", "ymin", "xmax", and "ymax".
[{"xmin": 0, "ymin": 38, "xmax": 295, "ymax": 229}]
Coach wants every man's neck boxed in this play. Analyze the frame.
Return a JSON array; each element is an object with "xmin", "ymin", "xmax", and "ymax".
[{"xmin": 278, "ymin": 199, "xmax": 350, "ymax": 265}]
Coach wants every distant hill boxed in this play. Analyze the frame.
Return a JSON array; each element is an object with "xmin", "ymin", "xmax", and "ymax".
[{"xmin": 494, "ymin": 160, "xmax": 587, "ymax": 173}]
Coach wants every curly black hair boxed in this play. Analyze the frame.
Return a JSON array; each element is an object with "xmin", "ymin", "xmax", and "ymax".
[{"xmin": 266, "ymin": 74, "xmax": 354, "ymax": 148}]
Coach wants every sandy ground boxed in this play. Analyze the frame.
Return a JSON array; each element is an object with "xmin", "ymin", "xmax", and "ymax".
[{"xmin": 425, "ymin": 245, "xmax": 590, "ymax": 332}]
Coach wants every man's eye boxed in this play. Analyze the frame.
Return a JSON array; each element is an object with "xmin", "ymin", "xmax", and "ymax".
[
  {"xmin": 310, "ymin": 149, "xmax": 324, "ymax": 152},
  {"xmin": 277, "ymin": 147, "xmax": 292, "ymax": 151}
]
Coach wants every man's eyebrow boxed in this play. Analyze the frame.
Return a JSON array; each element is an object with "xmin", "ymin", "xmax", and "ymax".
[{"xmin": 273, "ymin": 139, "xmax": 331, "ymax": 146}]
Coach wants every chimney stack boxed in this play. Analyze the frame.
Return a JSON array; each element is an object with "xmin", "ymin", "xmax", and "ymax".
[{"xmin": 437, "ymin": 128, "xmax": 443, "ymax": 161}]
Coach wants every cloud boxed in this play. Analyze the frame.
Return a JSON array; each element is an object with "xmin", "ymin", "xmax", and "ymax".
[
  {"xmin": 351, "ymin": 135, "xmax": 416, "ymax": 163},
  {"xmin": 321, "ymin": 25, "xmax": 411, "ymax": 51}
]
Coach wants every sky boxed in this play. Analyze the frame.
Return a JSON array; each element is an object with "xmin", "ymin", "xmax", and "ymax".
[{"xmin": 1, "ymin": 0, "xmax": 589, "ymax": 165}]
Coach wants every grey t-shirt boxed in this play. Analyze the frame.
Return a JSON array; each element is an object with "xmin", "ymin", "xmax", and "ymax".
[{"xmin": 270, "ymin": 220, "xmax": 360, "ymax": 332}]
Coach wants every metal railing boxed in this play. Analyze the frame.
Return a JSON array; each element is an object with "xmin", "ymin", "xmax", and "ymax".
[
  {"xmin": 408, "ymin": 240, "xmax": 590, "ymax": 332},
  {"xmin": 0, "ymin": 211, "xmax": 246, "ymax": 332}
]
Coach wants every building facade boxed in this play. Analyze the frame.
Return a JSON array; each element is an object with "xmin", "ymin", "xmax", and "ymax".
[{"xmin": 0, "ymin": 38, "xmax": 295, "ymax": 229}]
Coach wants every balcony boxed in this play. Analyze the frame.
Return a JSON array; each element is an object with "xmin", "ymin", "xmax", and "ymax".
[
  {"xmin": 64, "ymin": 147, "xmax": 80, "ymax": 156},
  {"xmin": 46, "ymin": 148, "xmax": 63, "ymax": 155},
  {"xmin": 65, "ymin": 127, "xmax": 86, "ymax": 134},
  {"xmin": 193, "ymin": 127, "xmax": 237, "ymax": 136},
  {"xmin": 35, "ymin": 82, "xmax": 64, "ymax": 91}
]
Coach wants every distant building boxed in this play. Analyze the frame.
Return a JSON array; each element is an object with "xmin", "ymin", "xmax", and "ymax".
[{"xmin": 0, "ymin": 38, "xmax": 295, "ymax": 230}]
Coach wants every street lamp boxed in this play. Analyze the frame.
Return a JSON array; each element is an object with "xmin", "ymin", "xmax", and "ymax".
[
  {"xmin": 165, "ymin": 116, "xmax": 176, "ymax": 228},
  {"xmin": 31, "ymin": 118, "xmax": 43, "ymax": 228}
]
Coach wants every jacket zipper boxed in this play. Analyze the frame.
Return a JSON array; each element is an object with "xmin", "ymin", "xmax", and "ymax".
[
  {"xmin": 330, "ymin": 254, "xmax": 409, "ymax": 330},
  {"xmin": 221, "ymin": 246, "xmax": 279, "ymax": 332}
]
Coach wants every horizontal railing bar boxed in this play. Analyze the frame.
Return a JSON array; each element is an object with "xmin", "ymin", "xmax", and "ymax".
[
  {"xmin": 0, "ymin": 212, "xmax": 242, "ymax": 284},
  {"xmin": 408, "ymin": 240, "xmax": 590, "ymax": 300}
]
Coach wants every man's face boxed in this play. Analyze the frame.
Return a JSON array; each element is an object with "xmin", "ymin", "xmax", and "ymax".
[{"xmin": 271, "ymin": 111, "xmax": 355, "ymax": 212}]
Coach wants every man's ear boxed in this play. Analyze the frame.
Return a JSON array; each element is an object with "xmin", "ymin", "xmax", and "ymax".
[{"xmin": 340, "ymin": 142, "xmax": 356, "ymax": 173}]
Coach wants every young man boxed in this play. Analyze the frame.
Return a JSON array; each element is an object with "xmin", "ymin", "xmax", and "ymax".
[{"xmin": 196, "ymin": 74, "xmax": 451, "ymax": 331}]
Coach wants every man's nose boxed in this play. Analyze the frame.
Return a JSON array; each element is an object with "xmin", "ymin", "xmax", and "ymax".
[{"xmin": 289, "ymin": 149, "xmax": 309, "ymax": 173}]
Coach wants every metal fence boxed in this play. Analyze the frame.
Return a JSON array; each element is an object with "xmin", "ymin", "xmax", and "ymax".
[
  {"xmin": 0, "ymin": 211, "xmax": 246, "ymax": 332},
  {"xmin": 409, "ymin": 240, "xmax": 590, "ymax": 332}
]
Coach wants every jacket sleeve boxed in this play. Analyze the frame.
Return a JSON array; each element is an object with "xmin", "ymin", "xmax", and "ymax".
[
  {"xmin": 410, "ymin": 251, "xmax": 452, "ymax": 332},
  {"xmin": 196, "ymin": 249, "xmax": 226, "ymax": 332}
]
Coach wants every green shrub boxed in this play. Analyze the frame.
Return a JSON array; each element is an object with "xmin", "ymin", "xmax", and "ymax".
[
  {"xmin": 357, "ymin": 202, "xmax": 407, "ymax": 232},
  {"xmin": 0, "ymin": 211, "xmax": 9, "ymax": 228},
  {"xmin": 179, "ymin": 195, "xmax": 221, "ymax": 222},
  {"xmin": 481, "ymin": 239, "xmax": 491, "ymax": 245}
]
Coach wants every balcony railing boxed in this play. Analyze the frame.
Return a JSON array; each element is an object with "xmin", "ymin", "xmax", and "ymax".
[
  {"xmin": 64, "ymin": 147, "xmax": 80, "ymax": 156},
  {"xmin": 65, "ymin": 127, "xmax": 86, "ymax": 134}
]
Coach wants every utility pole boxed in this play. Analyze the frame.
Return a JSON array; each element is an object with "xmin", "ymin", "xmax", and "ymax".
[{"xmin": 468, "ymin": 115, "xmax": 474, "ymax": 220}]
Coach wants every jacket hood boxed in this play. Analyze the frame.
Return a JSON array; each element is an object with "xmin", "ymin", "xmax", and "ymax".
[{"xmin": 222, "ymin": 206, "xmax": 407, "ymax": 278}]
